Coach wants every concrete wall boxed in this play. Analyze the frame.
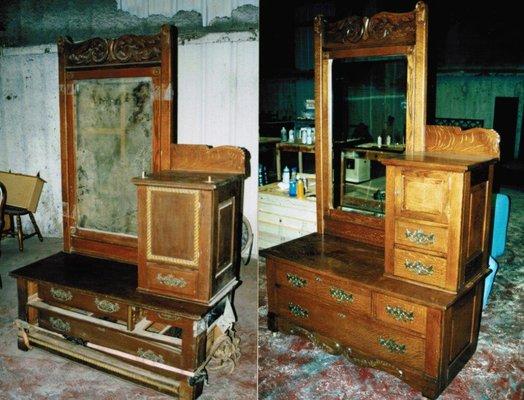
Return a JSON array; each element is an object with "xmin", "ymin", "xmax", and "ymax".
[{"xmin": 0, "ymin": 2, "xmax": 259, "ymax": 254}]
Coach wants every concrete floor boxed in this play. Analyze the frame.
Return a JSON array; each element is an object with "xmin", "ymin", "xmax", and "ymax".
[{"xmin": 0, "ymin": 237, "xmax": 257, "ymax": 399}]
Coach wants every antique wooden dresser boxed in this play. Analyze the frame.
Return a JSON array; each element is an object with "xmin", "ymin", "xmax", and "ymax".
[
  {"xmin": 11, "ymin": 27, "xmax": 248, "ymax": 400},
  {"xmin": 263, "ymin": 3, "xmax": 500, "ymax": 399}
]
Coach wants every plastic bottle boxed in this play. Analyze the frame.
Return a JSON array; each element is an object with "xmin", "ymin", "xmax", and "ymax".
[
  {"xmin": 377, "ymin": 135, "xmax": 382, "ymax": 148},
  {"xmin": 386, "ymin": 135, "xmax": 391, "ymax": 146},
  {"xmin": 288, "ymin": 129, "xmax": 295, "ymax": 143},
  {"xmin": 282, "ymin": 166, "xmax": 290, "ymax": 185},
  {"xmin": 289, "ymin": 179, "xmax": 297, "ymax": 197},
  {"xmin": 296, "ymin": 175, "xmax": 305, "ymax": 199},
  {"xmin": 291, "ymin": 167, "xmax": 297, "ymax": 181},
  {"xmin": 280, "ymin": 127, "xmax": 287, "ymax": 142}
]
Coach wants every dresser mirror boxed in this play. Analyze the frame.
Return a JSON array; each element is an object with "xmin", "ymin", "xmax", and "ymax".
[
  {"xmin": 331, "ymin": 55, "xmax": 407, "ymax": 216},
  {"xmin": 314, "ymin": 2, "xmax": 428, "ymax": 245},
  {"xmin": 58, "ymin": 26, "xmax": 176, "ymax": 262}
]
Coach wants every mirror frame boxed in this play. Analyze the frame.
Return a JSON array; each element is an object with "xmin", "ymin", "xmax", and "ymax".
[
  {"xmin": 314, "ymin": 2, "xmax": 428, "ymax": 246},
  {"xmin": 58, "ymin": 26, "xmax": 176, "ymax": 263}
]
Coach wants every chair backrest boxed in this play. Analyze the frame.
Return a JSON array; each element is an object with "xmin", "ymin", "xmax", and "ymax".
[
  {"xmin": 0, "ymin": 181, "xmax": 6, "ymax": 234},
  {"xmin": 491, "ymin": 193, "xmax": 510, "ymax": 259}
]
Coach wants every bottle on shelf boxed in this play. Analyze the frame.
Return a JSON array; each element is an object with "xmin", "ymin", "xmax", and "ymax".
[
  {"xmin": 291, "ymin": 167, "xmax": 297, "ymax": 181},
  {"xmin": 280, "ymin": 126, "xmax": 287, "ymax": 142},
  {"xmin": 288, "ymin": 129, "xmax": 295, "ymax": 143}
]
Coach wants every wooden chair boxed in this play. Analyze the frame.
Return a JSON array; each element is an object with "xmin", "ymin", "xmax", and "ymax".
[{"xmin": 0, "ymin": 181, "xmax": 7, "ymax": 288}]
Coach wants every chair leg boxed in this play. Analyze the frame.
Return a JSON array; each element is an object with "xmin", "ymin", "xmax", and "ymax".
[
  {"xmin": 28, "ymin": 213, "xmax": 43, "ymax": 242},
  {"xmin": 15, "ymin": 215, "xmax": 24, "ymax": 252}
]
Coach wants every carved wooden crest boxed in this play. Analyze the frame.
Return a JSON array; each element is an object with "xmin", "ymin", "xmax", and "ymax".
[
  {"xmin": 59, "ymin": 32, "xmax": 163, "ymax": 67},
  {"xmin": 323, "ymin": 7, "xmax": 419, "ymax": 49}
]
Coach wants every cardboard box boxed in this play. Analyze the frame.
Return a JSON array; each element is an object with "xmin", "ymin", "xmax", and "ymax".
[{"xmin": 0, "ymin": 171, "xmax": 45, "ymax": 213}]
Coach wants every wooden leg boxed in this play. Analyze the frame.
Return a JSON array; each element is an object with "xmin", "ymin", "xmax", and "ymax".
[
  {"xmin": 15, "ymin": 215, "xmax": 23, "ymax": 251},
  {"xmin": 298, "ymin": 151, "xmax": 303, "ymax": 174},
  {"xmin": 276, "ymin": 149, "xmax": 282, "ymax": 181},
  {"xmin": 28, "ymin": 212, "xmax": 43, "ymax": 242}
]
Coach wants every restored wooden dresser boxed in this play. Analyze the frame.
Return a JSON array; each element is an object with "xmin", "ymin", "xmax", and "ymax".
[
  {"xmin": 133, "ymin": 171, "xmax": 244, "ymax": 304},
  {"xmin": 12, "ymin": 253, "xmax": 237, "ymax": 399}
]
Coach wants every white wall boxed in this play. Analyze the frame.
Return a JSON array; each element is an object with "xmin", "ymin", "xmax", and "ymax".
[{"xmin": 0, "ymin": 32, "xmax": 259, "ymax": 253}]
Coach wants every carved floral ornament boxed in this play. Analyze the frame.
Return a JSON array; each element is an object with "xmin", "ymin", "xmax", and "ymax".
[
  {"xmin": 315, "ymin": 3, "xmax": 425, "ymax": 48},
  {"xmin": 59, "ymin": 32, "xmax": 163, "ymax": 67}
]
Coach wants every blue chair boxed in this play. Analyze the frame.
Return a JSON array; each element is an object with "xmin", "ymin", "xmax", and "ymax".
[{"xmin": 483, "ymin": 193, "xmax": 510, "ymax": 309}]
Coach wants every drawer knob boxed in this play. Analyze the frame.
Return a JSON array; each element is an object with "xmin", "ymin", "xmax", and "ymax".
[
  {"xmin": 286, "ymin": 273, "xmax": 307, "ymax": 288},
  {"xmin": 330, "ymin": 287, "xmax": 354, "ymax": 303},
  {"xmin": 94, "ymin": 298, "xmax": 120, "ymax": 314},
  {"xmin": 137, "ymin": 348, "xmax": 165, "ymax": 364},
  {"xmin": 288, "ymin": 302, "xmax": 309, "ymax": 318},
  {"xmin": 50, "ymin": 287, "xmax": 73, "ymax": 302},
  {"xmin": 386, "ymin": 305, "xmax": 415, "ymax": 322},
  {"xmin": 405, "ymin": 228, "xmax": 435, "ymax": 245},
  {"xmin": 49, "ymin": 317, "xmax": 71, "ymax": 333},
  {"xmin": 379, "ymin": 337, "xmax": 406, "ymax": 354},
  {"xmin": 404, "ymin": 259, "xmax": 434, "ymax": 276},
  {"xmin": 157, "ymin": 273, "xmax": 188, "ymax": 288}
]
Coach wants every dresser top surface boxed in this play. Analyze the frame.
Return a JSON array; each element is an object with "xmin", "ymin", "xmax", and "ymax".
[
  {"xmin": 132, "ymin": 170, "xmax": 241, "ymax": 189},
  {"xmin": 261, "ymin": 233, "xmax": 479, "ymax": 308},
  {"xmin": 380, "ymin": 151, "xmax": 498, "ymax": 171},
  {"xmin": 10, "ymin": 252, "xmax": 215, "ymax": 318}
]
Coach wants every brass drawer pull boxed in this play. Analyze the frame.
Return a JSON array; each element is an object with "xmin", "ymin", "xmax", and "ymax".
[
  {"xmin": 50, "ymin": 287, "xmax": 73, "ymax": 302},
  {"xmin": 157, "ymin": 273, "xmax": 188, "ymax": 288},
  {"xmin": 386, "ymin": 305, "xmax": 414, "ymax": 322},
  {"xmin": 137, "ymin": 348, "xmax": 165, "ymax": 364},
  {"xmin": 286, "ymin": 273, "xmax": 307, "ymax": 288},
  {"xmin": 49, "ymin": 317, "xmax": 71, "ymax": 333},
  {"xmin": 330, "ymin": 287, "xmax": 354, "ymax": 303},
  {"xmin": 288, "ymin": 302, "xmax": 309, "ymax": 318},
  {"xmin": 94, "ymin": 298, "xmax": 120, "ymax": 313},
  {"xmin": 404, "ymin": 259, "xmax": 434, "ymax": 276},
  {"xmin": 405, "ymin": 228, "xmax": 435, "ymax": 245},
  {"xmin": 379, "ymin": 337, "xmax": 406, "ymax": 354}
]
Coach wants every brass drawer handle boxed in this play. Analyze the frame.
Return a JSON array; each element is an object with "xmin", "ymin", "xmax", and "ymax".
[
  {"xmin": 288, "ymin": 302, "xmax": 309, "ymax": 318},
  {"xmin": 94, "ymin": 298, "xmax": 120, "ymax": 313},
  {"xmin": 379, "ymin": 337, "xmax": 406, "ymax": 354},
  {"xmin": 157, "ymin": 273, "xmax": 188, "ymax": 288},
  {"xmin": 330, "ymin": 287, "xmax": 354, "ymax": 303},
  {"xmin": 386, "ymin": 305, "xmax": 414, "ymax": 322},
  {"xmin": 405, "ymin": 228, "xmax": 435, "ymax": 245},
  {"xmin": 50, "ymin": 287, "xmax": 73, "ymax": 302},
  {"xmin": 286, "ymin": 273, "xmax": 307, "ymax": 288},
  {"xmin": 404, "ymin": 259, "xmax": 434, "ymax": 276},
  {"xmin": 49, "ymin": 316, "xmax": 71, "ymax": 333},
  {"xmin": 137, "ymin": 348, "xmax": 165, "ymax": 364}
]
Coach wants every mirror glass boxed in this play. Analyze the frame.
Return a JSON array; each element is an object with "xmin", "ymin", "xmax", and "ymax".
[
  {"xmin": 75, "ymin": 77, "xmax": 153, "ymax": 235},
  {"xmin": 331, "ymin": 56, "xmax": 407, "ymax": 216}
]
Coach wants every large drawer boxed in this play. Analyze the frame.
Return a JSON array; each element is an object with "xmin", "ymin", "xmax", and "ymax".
[
  {"xmin": 373, "ymin": 293, "xmax": 427, "ymax": 335},
  {"xmin": 40, "ymin": 284, "xmax": 128, "ymax": 322},
  {"xmin": 393, "ymin": 247, "xmax": 448, "ymax": 289},
  {"xmin": 395, "ymin": 219, "xmax": 448, "ymax": 254},
  {"xmin": 37, "ymin": 308, "xmax": 182, "ymax": 367},
  {"xmin": 274, "ymin": 262, "xmax": 371, "ymax": 317},
  {"xmin": 275, "ymin": 287, "xmax": 426, "ymax": 371}
]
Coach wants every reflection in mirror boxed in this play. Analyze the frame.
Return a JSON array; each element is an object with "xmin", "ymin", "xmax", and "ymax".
[
  {"xmin": 75, "ymin": 77, "xmax": 153, "ymax": 235},
  {"xmin": 331, "ymin": 56, "xmax": 407, "ymax": 216}
]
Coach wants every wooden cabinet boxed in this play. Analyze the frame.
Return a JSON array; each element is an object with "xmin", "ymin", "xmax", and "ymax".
[
  {"xmin": 133, "ymin": 171, "xmax": 244, "ymax": 304},
  {"xmin": 383, "ymin": 155, "xmax": 494, "ymax": 293},
  {"xmin": 264, "ymin": 234, "xmax": 486, "ymax": 399}
]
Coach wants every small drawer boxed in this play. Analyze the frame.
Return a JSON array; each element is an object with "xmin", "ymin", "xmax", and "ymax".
[
  {"xmin": 374, "ymin": 293, "xmax": 427, "ymax": 335},
  {"xmin": 40, "ymin": 284, "xmax": 128, "ymax": 322},
  {"xmin": 395, "ymin": 219, "xmax": 448, "ymax": 254},
  {"xmin": 365, "ymin": 323, "xmax": 426, "ymax": 371},
  {"xmin": 141, "ymin": 264, "xmax": 198, "ymax": 299},
  {"xmin": 37, "ymin": 308, "xmax": 182, "ymax": 367},
  {"xmin": 393, "ymin": 248, "xmax": 447, "ymax": 289},
  {"xmin": 275, "ymin": 264, "xmax": 371, "ymax": 316}
]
